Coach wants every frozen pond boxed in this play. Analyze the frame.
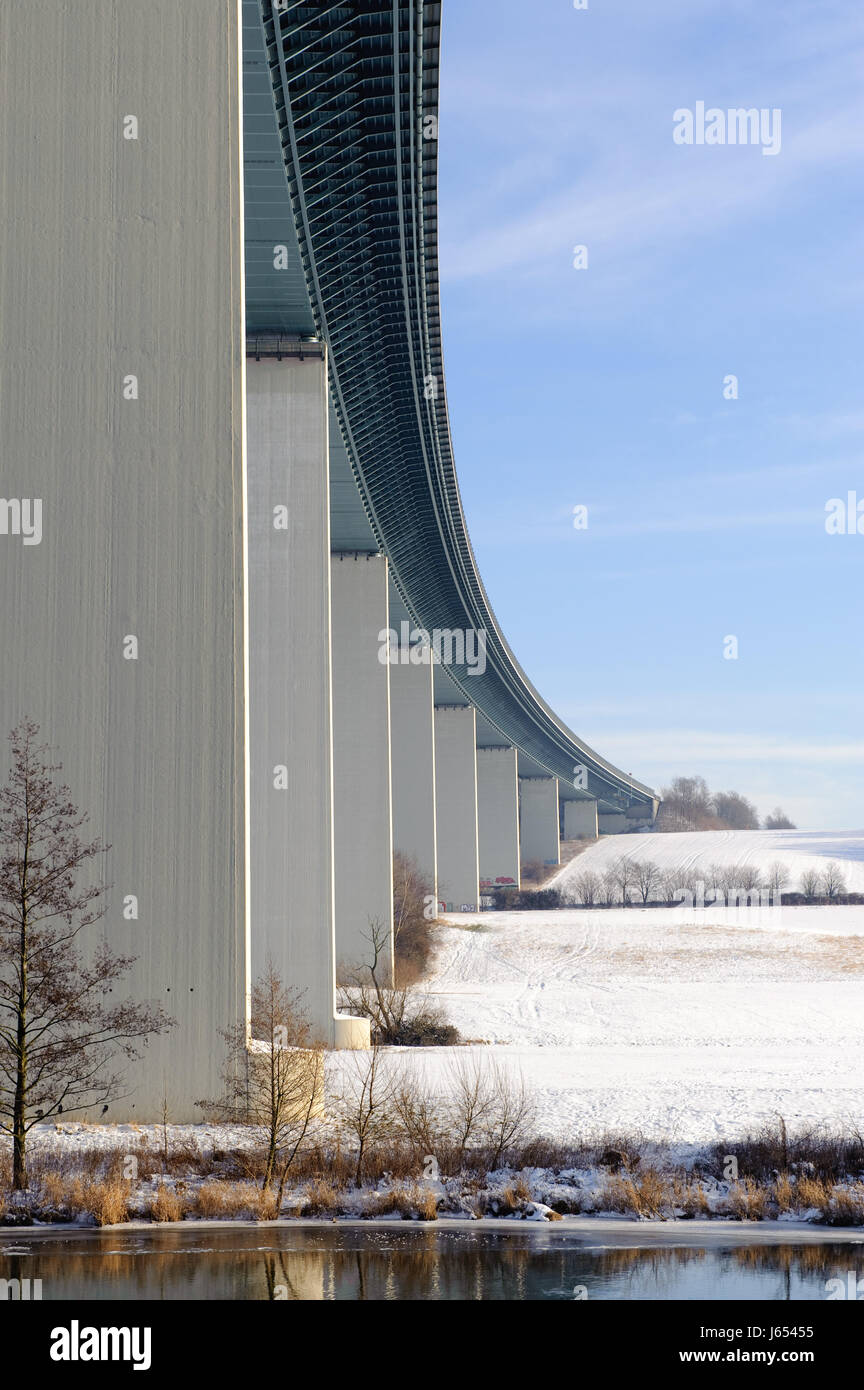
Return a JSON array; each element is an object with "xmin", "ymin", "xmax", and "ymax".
[{"xmin": 1, "ymin": 1220, "xmax": 862, "ymax": 1301}]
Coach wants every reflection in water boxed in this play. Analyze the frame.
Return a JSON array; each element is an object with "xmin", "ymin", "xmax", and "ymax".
[{"xmin": 0, "ymin": 1227, "xmax": 862, "ymax": 1301}]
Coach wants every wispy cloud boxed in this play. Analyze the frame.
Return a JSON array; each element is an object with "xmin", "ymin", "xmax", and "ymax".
[{"xmin": 580, "ymin": 730, "xmax": 864, "ymax": 764}]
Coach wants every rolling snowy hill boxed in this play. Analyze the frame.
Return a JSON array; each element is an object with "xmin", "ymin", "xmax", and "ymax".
[{"xmin": 551, "ymin": 828, "xmax": 864, "ymax": 895}]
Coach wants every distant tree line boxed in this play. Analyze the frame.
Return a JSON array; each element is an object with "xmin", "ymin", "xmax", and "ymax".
[
  {"xmin": 567, "ymin": 857, "xmax": 854, "ymax": 908},
  {"xmin": 656, "ymin": 776, "xmax": 795, "ymax": 833},
  {"xmin": 493, "ymin": 856, "xmax": 860, "ymax": 912}
]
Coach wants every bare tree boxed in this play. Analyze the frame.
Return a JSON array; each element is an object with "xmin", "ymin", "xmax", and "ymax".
[
  {"xmin": 765, "ymin": 808, "xmax": 796, "ymax": 830},
  {"xmin": 481, "ymin": 1059, "xmax": 536, "ymax": 1170},
  {"xmin": 661, "ymin": 868, "xmax": 684, "ymax": 905},
  {"xmin": 718, "ymin": 862, "xmax": 761, "ymax": 896},
  {"xmin": 799, "ymin": 868, "xmax": 821, "ymax": 901},
  {"xmin": 712, "ymin": 790, "xmax": 760, "ymax": 830},
  {"xmin": 0, "ymin": 720, "xmax": 172, "ymax": 1189},
  {"xmin": 613, "ymin": 857, "xmax": 635, "ymax": 907},
  {"xmin": 600, "ymin": 868, "xmax": 619, "ymax": 907},
  {"xmin": 391, "ymin": 1063, "xmax": 444, "ymax": 1159},
  {"xmin": 707, "ymin": 863, "xmax": 726, "ymax": 892},
  {"xmin": 657, "ymin": 776, "xmax": 714, "ymax": 830},
  {"xmin": 571, "ymin": 869, "xmax": 601, "ymax": 907},
  {"xmin": 200, "ymin": 962, "xmax": 323, "ymax": 1202},
  {"xmin": 633, "ymin": 860, "xmax": 661, "ymax": 904},
  {"xmin": 820, "ymin": 862, "xmax": 846, "ymax": 902},
  {"xmin": 735, "ymin": 864, "xmax": 764, "ymax": 893},
  {"xmin": 339, "ymin": 918, "xmax": 457, "ymax": 1046},
  {"xmin": 392, "ymin": 851, "xmax": 436, "ymax": 985},
  {"xmin": 444, "ymin": 1051, "xmax": 497, "ymax": 1163},
  {"xmin": 332, "ymin": 1042, "xmax": 397, "ymax": 1185},
  {"xmin": 766, "ymin": 861, "xmax": 790, "ymax": 895}
]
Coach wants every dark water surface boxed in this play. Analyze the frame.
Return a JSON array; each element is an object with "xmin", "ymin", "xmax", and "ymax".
[{"xmin": 1, "ymin": 1223, "xmax": 862, "ymax": 1300}]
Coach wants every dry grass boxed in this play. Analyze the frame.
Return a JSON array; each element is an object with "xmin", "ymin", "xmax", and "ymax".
[
  {"xmin": 796, "ymin": 1176, "xmax": 830, "ymax": 1211},
  {"xmin": 601, "ymin": 929, "xmax": 864, "ymax": 982},
  {"xmin": 364, "ymin": 1184, "xmax": 439, "ymax": 1221},
  {"xmin": 300, "ymin": 1178, "xmax": 344, "ymax": 1218},
  {"xmin": 194, "ymin": 1181, "xmax": 277, "ymax": 1221},
  {"xmin": 727, "ymin": 1178, "xmax": 767, "ymax": 1221},
  {"xmin": 600, "ymin": 1168, "xmax": 669, "ymax": 1219},
  {"xmin": 671, "ymin": 1175, "xmax": 710, "ymax": 1218},
  {"xmin": 151, "ymin": 1185, "xmax": 186, "ymax": 1223},
  {"xmin": 824, "ymin": 1183, "xmax": 864, "ymax": 1226},
  {"xmin": 83, "ymin": 1179, "xmax": 130, "ymax": 1226}
]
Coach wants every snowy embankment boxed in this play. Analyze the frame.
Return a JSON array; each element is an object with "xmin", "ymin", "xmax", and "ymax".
[
  {"xmin": 423, "ymin": 890, "xmax": 864, "ymax": 1144},
  {"xmin": 549, "ymin": 827, "xmax": 864, "ymax": 895}
]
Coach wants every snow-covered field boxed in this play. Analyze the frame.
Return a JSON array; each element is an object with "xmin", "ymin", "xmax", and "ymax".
[
  {"xmin": 18, "ymin": 829, "xmax": 864, "ymax": 1166},
  {"xmin": 421, "ymin": 893, "xmax": 864, "ymax": 1145},
  {"xmin": 550, "ymin": 827, "xmax": 864, "ymax": 895}
]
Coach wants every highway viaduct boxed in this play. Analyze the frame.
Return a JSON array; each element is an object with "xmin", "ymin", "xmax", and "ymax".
[{"xmin": 0, "ymin": 1, "xmax": 656, "ymax": 1119}]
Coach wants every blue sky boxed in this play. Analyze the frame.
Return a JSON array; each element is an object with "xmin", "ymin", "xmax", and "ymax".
[{"xmin": 437, "ymin": 0, "xmax": 864, "ymax": 830}]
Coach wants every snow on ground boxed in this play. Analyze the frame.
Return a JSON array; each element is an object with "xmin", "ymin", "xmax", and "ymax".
[
  {"xmin": 414, "ymin": 900, "xmax": 864, "ymax": 1145},
  {"xmin": 550, "ymin": 827, "xmax": 864, "ymax": 894},
  {"xmin": 21, "ymin": 848, "xmax": 864, "ymax": 1160}
]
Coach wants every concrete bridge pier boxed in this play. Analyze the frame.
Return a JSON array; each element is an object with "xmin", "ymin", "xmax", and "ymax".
[
  {"xmin": 477, "ymin": 747, "xmax": 521, "ymax": 893},
  {"xmin": 389, "ymin": 645, "xmax": 438, "ymax": 904},
  {"xmin": 330, "ymin": 552, "xmax": 394, "ymax": 985},
  {"xmin": 519, "ymin": 777, "xmax": 560, "ymax": 868},
  {"xmin": 246, "ymin": 352, "xmax": 337, "ymax": 1047},
  {"xmin": 563, "ymin": 797, "xmax": 599, "ymax": 840},
  {"xmin": 434, "ymin": 705, "xmax": 480, "ymax": 911}
]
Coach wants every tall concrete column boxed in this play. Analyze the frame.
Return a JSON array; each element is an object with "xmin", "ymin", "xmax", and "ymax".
[
  {"xmin": 477, "ymin": 747, "xmax": 520, "ymax": 891},
  {"xmin": 330, "ymin": 552, "xmax": 394, "ymax": 984},
  {"xmin": 563, "ymin": 798, "xmax": 598, "ymax": 839},
  {"xmin": 0, "ymin": 1, "xmax": 248, "ymax": 1121},
  {"xmin": 519, "ymin": 777, "xmax": 560, "ymax": 867},
  {"xmin": 389, "ymin": 651, "xmax": 437, "ymax": 902},
  {"xmin": 434, "ymin": 706, "xmax": 480, "ymax": 911},
  {"xmin": 246, "ymin": 351, "xmax": 336, "ymax": 1045}
]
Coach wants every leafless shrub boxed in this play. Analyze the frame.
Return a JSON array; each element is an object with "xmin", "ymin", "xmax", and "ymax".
[
  {"xmin": 481, "ymin": 1063, "xmax": 536, "ymax": 1170},
  {"xmin": 571, "ymin": 870, "xmax": 602, "ymax": 906},
  {"xmin": 339, "ymin": 919, "xmax": 459, "ymax": 1046},
  {"xmin": 331, "ymin": 1043, "xmax": 399, "ymax": 1185}
]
